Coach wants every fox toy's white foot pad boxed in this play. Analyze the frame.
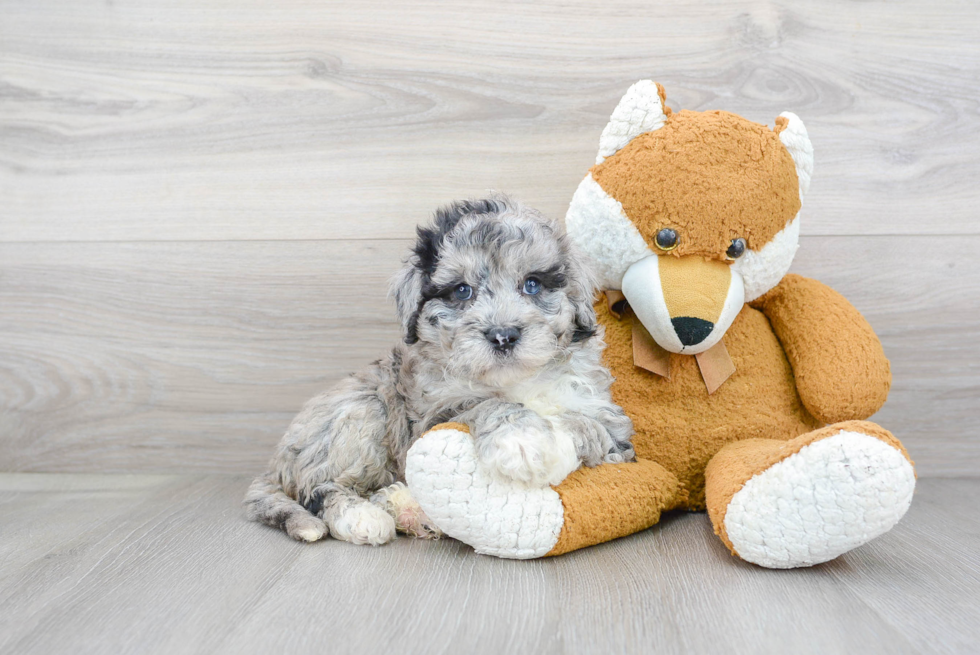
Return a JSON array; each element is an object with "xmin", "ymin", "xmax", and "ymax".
[
  {"xmin": 724, "ymin": 431, "xmax": 916, "ymax": 568},
  {"xmin": 405, "ymin": 427, "xmax": 565, "ymax": 559}
]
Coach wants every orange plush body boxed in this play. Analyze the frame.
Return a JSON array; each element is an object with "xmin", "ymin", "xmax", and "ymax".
[
  {"xmin": 558, "ymin": 81, "xmax": 915, "ymax": 566},
  {"xmin": 598, "ymin": 270, "xmax": 901, "ymax": 509}
]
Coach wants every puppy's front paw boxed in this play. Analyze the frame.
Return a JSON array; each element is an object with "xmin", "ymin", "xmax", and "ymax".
[
  {"xmin": 285, "ymin": 514, "xmax": 328, "ymax": 542},
  {"xmin": 371, "ymin": 482, "xmax": 443, "ymax": 539},
  {"xmin": 480, "ymin": 422, "xmax": 578, "ymax": 486},
  {"xmin": 330, "ymin": 502, "xmax": 397, "ymax": 546}
]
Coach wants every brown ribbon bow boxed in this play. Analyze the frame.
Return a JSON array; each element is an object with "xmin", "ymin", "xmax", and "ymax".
[{"xmin": 605, "ymin": 290, "xmax": 735, "ymax": 395}]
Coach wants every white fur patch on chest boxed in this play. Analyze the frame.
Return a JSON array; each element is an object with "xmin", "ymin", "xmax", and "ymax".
[{"xmin": 502, "ymin": 374, "xmax": 596, "ymax": 416}]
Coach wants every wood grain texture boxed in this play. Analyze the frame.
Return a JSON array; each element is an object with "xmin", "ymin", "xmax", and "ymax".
[
  {"xmin": 1, "ymin": 1, "xmax": 977, "ymax": 476},
  {"xmin": 2, "ymin": 0, "xmax": 979, "ymax": 241},
  {"xmin": 0, "ymin": 474, "xmax": 977, "ymax": 655},
  {"xmin": 1, "ymin": 235, "xmax": 977, "ymax": 475},
  {"xmin": 0, "ymin": 239, "xmax": 405, "ymax": 473}
]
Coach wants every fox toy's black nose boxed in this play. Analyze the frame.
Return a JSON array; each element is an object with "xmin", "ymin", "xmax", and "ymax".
[
  {"xmin": 671, "ymin": 317, "xmax": 713, "ymax": 347},
  {"xmin": 486, "ymin": 326, "xmax": 522, "ymax": 352}
]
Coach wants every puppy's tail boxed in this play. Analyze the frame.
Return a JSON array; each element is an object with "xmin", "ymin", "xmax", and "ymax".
[{"xmin": 243, "ymin": 474, "xmax": 327, "ymax": 542}]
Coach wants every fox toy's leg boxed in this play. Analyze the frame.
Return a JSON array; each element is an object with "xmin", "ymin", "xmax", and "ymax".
[
  {"xmin": 704, "ymin": 421, "xmax": 915, "ymax": 569},
  {"xmin": 406, "ymin": 423, "xmax": 679, "ymax": 559}
]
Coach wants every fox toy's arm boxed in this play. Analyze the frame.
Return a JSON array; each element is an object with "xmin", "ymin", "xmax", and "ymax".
[{"xmin": 749, "ymin": 274, "xmax": 891, "ymax": 424}]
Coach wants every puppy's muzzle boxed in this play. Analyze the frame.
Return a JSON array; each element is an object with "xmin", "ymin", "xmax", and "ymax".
[
  {"xmin": 622, "ymin": 255, "xmax": 745, "ymax": 354},
  {"xmin": 485, "ymin": 326, "xmax": 522, "ymax": 352}
]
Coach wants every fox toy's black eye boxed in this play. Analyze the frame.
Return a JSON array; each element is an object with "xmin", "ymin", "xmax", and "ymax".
[
  {"xmin": 452, "ymin": 284, "xmax": 473, "ymax": 301},
  {"xmin": 522, "ymin": 278, "xmax": 541, "ymax": 295},
  {"xmin": 726, "ymin": 238, "xmax": 747, "ymax": 260},
  {"xmin": 655, "ymin": 228, "xmax": 679, "ymax": 251}
]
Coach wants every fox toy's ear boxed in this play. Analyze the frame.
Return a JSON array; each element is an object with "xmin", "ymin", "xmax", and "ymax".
[
  {"xmin": 595, "ymin": 80, "xmax": 669, "ymax": 165},
  {"xmin": 775, "ymin": 112, "xmax": 814, "ymax": 199}
]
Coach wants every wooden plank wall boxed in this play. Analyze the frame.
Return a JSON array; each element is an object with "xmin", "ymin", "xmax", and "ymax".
[{"xmin": 1, "ymin": 0, "xmax": 978, "ymax": 475}]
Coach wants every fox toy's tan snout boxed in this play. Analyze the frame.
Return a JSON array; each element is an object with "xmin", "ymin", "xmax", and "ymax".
[
  {"xmin": 658, "ymin": 256, "xmax": 733, "ymax": 346},
  {"xmin": 622, "ymin": 255, "xmax": 745, "ymax": 354}
]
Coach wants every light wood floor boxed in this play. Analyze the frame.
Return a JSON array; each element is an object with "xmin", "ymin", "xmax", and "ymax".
[{"xmin": 0, "ymin": 474, "xmax": 977, "ymax": 655}]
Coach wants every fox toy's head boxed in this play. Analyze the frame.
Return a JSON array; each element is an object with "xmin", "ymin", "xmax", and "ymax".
[{"xmin": 566, "ymin": 80, "xmax": 814, "ymax": 355}]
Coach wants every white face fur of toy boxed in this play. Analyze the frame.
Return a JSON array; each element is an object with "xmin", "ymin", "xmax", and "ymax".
[
  {"xmin": 393, "ymin": 197, "xmax": 597, "ymax": 388},
  {"xmin": 565, "ymin": 80, "xmax": 815, "ymax": 354}
]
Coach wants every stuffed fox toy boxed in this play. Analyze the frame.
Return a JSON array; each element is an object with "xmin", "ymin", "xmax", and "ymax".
[{"xmin": 405, "ymin": 81, "xmax": 916, "ymax": 567}]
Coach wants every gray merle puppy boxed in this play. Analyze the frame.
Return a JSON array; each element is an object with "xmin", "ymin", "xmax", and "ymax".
[{"xmin": 245, "ymin": 194, "xmax": 634, "ymax": 545}]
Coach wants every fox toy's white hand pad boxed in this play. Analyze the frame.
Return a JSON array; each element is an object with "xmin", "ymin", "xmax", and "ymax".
[{"xmin": 405, "ymin": 426, "xmax": 565, "ymax": 559}]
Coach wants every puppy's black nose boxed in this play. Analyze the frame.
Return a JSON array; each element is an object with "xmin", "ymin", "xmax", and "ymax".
[
  {"xmin": 485, "ymin": 326, "xmax": 522, "ymax": 352},
  {"xmin": 671, "ymin": 317, "xmax": 713, "ymax": 346}
]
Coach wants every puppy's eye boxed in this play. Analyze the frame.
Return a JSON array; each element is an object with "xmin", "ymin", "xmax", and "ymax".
[
  {"xmin": 522, "ymin": 278, "xmax": 541, "ymax": 295},
  {"xmin": 726, "ymin": 238, "xmax": 747, "ymax": 260},
  {"xmin": 452, "ymin": 284, "xmax": 473, "ymax": 301},
  {"xmin": 655, "ymin": 228, "xmax": 679, "ymax": 251}
]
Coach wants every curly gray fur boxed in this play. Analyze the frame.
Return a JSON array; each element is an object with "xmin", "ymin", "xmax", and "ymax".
[{"xmin": 244, "ymin": 194, "xmax": 634, "ymax": 544}]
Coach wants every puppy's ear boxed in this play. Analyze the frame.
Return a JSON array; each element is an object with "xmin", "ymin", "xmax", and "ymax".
[
  {"xmin": 395, "ymin": 200, "xmax": 484, "ymax": 344},
  {"xmin": 390, "ymin": 260, "xmax": 425, "ymax": 345},
  {"xmin": 563, "ymin": 235, "xmax": 599, "ymax": 343}
]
